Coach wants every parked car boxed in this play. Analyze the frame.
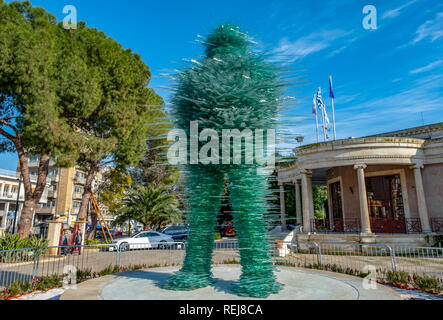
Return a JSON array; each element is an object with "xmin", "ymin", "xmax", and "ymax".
[
  {"xmin": 161, "ymin": 225, "xmax": 188, "ymax": 242},
  {"xmin": 109, "ymin": 231, "xmax": 178, "ymax": 251}
]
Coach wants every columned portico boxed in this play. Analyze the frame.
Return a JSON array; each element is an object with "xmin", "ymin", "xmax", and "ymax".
[
  {"xmin": 354, "ymin": 164, "xmax": 372, "ymax": 235},
  {"xmin": 277, "ymin": 124, "xmax": 443, "ymax": 245},
  {"xmin": 279, "ymin": 183, "xmax": 287, "ymax": 230},
  {"xmin": 294, "ymin": 179, "xmax": 302, "ymax": 225},
  {"xmin": 410, "ymin": 163, "xmax": 432, "ymax": 233},
  {"xmin": 301, "ymin": 170, "xmax": 314, "ymax": 233}
]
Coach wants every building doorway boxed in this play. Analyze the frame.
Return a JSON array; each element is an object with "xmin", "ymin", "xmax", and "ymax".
[{"xmin": 365, "ymin": 174, "xmax": 406, "ymax": 233}]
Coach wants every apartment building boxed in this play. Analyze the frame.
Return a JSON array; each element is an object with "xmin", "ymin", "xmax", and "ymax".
[
  {"xmin": 0, "ymin": 169, "xmax": 49, "ymax": 231},
  {"xmin": 25, "ymin": 156, "xmax": 113, "ymax": 227}
]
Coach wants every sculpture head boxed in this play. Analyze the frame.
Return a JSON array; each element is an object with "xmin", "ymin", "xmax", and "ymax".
[{"xmin": 205, "ymin": 23, "xmax": 250, "ymax": 58}]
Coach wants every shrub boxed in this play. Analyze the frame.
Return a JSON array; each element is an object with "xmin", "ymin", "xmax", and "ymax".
[
  {"xmin": 413, "ymin": 274, "xmax": 442, "ymax": 291},
  {"xmin": 221, "ymin": 259, "xmax": 239, "ymax": 264},
  {"xmin": 97, "ymin": 265, "xmax": 120, "ymax": 277},
  {"xmin": 76, "ymin": 269, "xmax": 92, "ymax": 282},
  {"xmin": 85, "ymin": 239, "xmax": 111, "ymax": 245},
  {"xmin": 386, "ymin": 270, "xmax": 409, "ymax": 285},
  {"xmin": 0, "ymin": 233, "xmax": 48, "ymax": 252}
]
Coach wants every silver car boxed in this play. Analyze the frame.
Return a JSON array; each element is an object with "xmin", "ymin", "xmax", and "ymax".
[{"xmin": 109, "ymin": 231, "xmax": 177, "ymax": 251}]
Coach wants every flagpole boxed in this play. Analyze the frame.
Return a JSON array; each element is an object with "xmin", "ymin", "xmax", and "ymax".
[
  {"xmin": 321, "ymin": 106, "xmax": 326, "ymax": 142},
  {"xmin": 313, "ymin": 94, "xmax": 319, "ymax": 143},
  {"xmin": 329, "ymin": 75, "xmax": 336, "ymax": 140}
]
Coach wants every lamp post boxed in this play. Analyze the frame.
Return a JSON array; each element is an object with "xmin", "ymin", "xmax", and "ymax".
[
  {"xmin": 296, "ymin": 136, "xmax": 304, "ymax": 147},
  {"xmin": 12, "ymin": 173, "xmax": 22, "ymax": 234}
]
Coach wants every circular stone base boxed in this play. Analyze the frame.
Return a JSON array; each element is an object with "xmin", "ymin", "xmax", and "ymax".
[{"xmin": 61, "ymin": 265, "xmax": 401, "ymax": 300}]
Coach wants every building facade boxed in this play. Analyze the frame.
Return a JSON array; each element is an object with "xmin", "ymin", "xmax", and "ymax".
[
  {"xmin": 277, "ymin": 123, "xmax": 443, "ymax": 245},
  {"xmin": 25, "ymin": 157, "xmax": 113, "ymax": 227},
  {"xmin": 0, "ymin": 169, "xmax": 49, "ymax": 232}
]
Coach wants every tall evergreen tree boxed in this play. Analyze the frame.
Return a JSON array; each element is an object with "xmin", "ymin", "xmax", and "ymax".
[
  {"xmin": 66, "ymin": 24, "xmax": 165, "ymax": 234},
  {"xmin": 0, "ymin": 1, "xmax": 90, "ymax": 238}
]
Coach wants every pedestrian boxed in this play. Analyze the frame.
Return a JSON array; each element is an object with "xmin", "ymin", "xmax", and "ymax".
[
  {"xmin": 61, "ymin": 231, "xmax": 68, "ymax": 256},
  {"xmin": 74, "ymin": 230, "xmax": 82, "ymax": 255}
]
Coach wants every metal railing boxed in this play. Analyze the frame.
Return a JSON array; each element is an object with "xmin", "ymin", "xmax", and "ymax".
[
  {"xmin": 431, "ymin": 218, "xmax": 443, "ymax": 233},
  {"xmin": 1, "ymin": 240, "xmax": 442, "ymax": 290},
  {"xmin": 275, "ymin": 240, "xmax": 443, "ymax": 281},
  {"xmin": 311, "ymin": 218, "xmax": 426, "ymax": 234},
  {"xmin": 0, "ymin": 248, "xmax": 36, "ymax": 288}
]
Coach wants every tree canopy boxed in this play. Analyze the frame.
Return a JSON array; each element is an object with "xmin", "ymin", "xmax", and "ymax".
[
  {"xmin": 0, "ymin": 1, "xmax": 166, "ymax": 237},
  {"xmin": 114, "ymin": 186, "xmax": 181, "ymax": 231},
  {"xmin": 0, "ymin": 1, "xmax": 87, "ymax": 237}
]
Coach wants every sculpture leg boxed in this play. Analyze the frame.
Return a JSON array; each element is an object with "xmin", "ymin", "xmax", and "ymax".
[
  {"xmin": 228, "ymin": 167, "xmax": 283, "ymax": 298},
  {"xmin": 164, "ymin": 166, "xmax": 224, "ymax": 290}
]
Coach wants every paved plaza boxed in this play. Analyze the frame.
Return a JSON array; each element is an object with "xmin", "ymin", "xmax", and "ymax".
[{"xmin": 60, "ymin": 265, "xmax": 401, "ymax": 300}]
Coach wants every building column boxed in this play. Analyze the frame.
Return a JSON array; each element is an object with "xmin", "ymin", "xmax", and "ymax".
[
  {"xmin": 294, "ymin": 179, "xmax": 302, "ymax": 226},
  {"xmin": 354, "ymin": 164, "xmax": 372, "ymax": 234},
  {"xmin": 4, "ymin": 202, "xmax": 10, "ymax": 229},
  {"xmin": 1, "ymin": 203, "xmax": 7, "ymax": 228},
  {"xmin": 411, "ymin": 163, "xmax": 431, "ymax": 233},
  {"xmin": 279, "ymin": 183, "xmax": 287, "ymax": 230},
  {"xmin": 301, "ymin": 170, "xmax": 314, "ymax": 233}
]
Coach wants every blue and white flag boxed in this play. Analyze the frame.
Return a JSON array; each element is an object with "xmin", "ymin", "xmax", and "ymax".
[
  {"xmin": 316, "ymin": 87, "xmax": 324, "ymax": 108},
  {"xmin": 329, "ymin": 75, "xmax": 334, "ymax": 99},
  {"xmin": 316, "ymin": 87, "xmax": 329, "ymax": 125},
  {"xmin": 312, "ymin": 94, "xmax": 317, "ymax": 115}
]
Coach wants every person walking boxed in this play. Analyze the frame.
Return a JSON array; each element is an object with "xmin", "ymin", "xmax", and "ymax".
[
  {"xmin": 61, "ymin": 231, "xmax": 68, "ymax": 256},
  {"xmin": 74, "ymin": 230, "xmax": 82, "ymax": 255}
]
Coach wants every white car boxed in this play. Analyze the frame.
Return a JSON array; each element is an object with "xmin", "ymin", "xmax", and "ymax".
[{"xmin": 109, "ymin": 231, "xmax": 178, "ymax": 251}]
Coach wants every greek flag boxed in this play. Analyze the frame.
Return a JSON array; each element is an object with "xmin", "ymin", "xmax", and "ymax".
[
  {"xmin": 312, "ymin": 94, "xmax": 317, "ymax": 115},
  {"xmin": 316, "ymin": 87, "xmax": 323, "ymax": 107},
  {"xmin": 316, "ymin": 87, "xmax": 330, "ymax": 125}
]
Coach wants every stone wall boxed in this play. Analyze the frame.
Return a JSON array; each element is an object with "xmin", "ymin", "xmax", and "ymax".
[{"xmin": 422, "ymin": 163, "xmax": 443, "ymax": 219}]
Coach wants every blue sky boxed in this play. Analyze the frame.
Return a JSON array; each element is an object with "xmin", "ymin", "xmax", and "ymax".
[{"xmin": 1, "ymin": 0, "xmax": 442, "ymax": 169}]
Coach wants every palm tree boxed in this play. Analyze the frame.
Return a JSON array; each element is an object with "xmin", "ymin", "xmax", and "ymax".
[{"xmin": 116, "ymin": 186, "xmax": 181, "ymax": 231}]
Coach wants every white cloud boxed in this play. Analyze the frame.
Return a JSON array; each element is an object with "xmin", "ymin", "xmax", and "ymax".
[
  {"xmin": 412, "ymin": 12, "xmax": 443, "ymax": 44},
  {"xmin": 274, "ymin": 30, "xmax": 352, "ymax": 62},
  {"xmin": 409, "ymin": 60, "xmax": 443, "ymax": 74},
  {"xmin": 382, "ymin": 0, "xmax": 417, "ymax": 19}
]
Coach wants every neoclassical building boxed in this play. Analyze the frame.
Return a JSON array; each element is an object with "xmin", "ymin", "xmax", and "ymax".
[{"xmin": 277, "ymin": 123, "xmax": 443, "ymax": 245}]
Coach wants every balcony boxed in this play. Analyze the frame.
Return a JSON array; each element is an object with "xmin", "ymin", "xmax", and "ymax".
[
  {"xmin": 48, "ymin": 175, "xmax": 59, "ymax": 183},
  {"xmin": 47, "ymin": 190, "xmax": 57, "ymax": 198},
  {"xmin": 74, "ymin": 176, "xmax": 86, "ymax": 185},
  {"xmin": 35, "ymin": 207, "xmax": 56, "ymax": 215},
  {"xmin": 73, "ymin": 192, "xmax": 83, "ymax": 200},
  {"xmin": 2, "ymin": 193, "xmax": 15, "ymax": 199},
  {"xmin": 28, "ymin": 158, "xmax": 56, "ymax": 168}
]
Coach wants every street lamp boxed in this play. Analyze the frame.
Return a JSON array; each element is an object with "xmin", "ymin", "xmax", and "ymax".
[{"xmin": 296, "ymin": 136, "xmax": 304, "ymax": 147}]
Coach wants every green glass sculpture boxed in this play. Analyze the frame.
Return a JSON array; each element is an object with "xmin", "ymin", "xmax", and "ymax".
[{"xmin": 164, "ymin": 23, "xmax": 284, "ymax": 298}]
